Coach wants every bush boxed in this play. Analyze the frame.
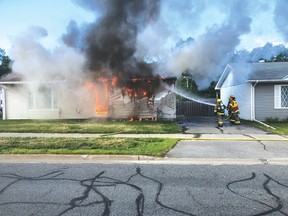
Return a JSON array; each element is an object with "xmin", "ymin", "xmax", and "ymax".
[
  {"xmin": 265, "ymin": 117, "xmax": 288, "ymax": 123},
  {"xmin": 265, "ymin": 117, "xmax": 279, "ymax": 123}
]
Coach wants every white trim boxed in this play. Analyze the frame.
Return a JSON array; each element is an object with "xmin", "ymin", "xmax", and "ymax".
[
  {"xmin": 215, "ymin": 64, "xmax": 232, "ymax": 90},
  {"xmin": 274, "ymin": 85, "xmax": 281, "ymax": 108},
  {"xmin": 274, "ymin": 84, "xmax": 288, "ymax": 109},
  {"xmin": 248, "ymin": 80, "xmax": 288, "ymax": 83},
  {"xmin": 0, "ymin": 80, "xmax": 66, "ymax": 85},
  {"xmin": 2, "ymin": 88, "xmax": 6, "ymax": 120},
  {"xmin": 251, "ymin": 82, "xmax": 256, "ymax": 120},
  {"xmin": 51, "ymin": 87, "xmax": 55, "ymax": 109}
]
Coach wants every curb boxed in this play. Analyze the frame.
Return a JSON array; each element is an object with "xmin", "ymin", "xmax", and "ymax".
[{"xmin": 1, "ymin": 154, "xmax": 288, "ymax": 165}]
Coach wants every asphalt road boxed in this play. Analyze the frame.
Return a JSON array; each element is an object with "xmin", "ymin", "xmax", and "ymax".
[
  {"xmin": 0, "ymin": 163, "xmax": 287, "ymax": 216},
  {"xmin": 0, "ymin": 117, "xmax": 288, "ymax": 215}
]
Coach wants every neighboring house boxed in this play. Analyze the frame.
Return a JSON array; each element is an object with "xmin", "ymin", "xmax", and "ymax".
[
  {"xmin": 215, "ymin": 62, "xmax": 288, "ymax": 121},
  {"xmin": 0, "ymin": 74, "xmax": 176, "ymax": 120},
  {"xmin": 0, "ymin": 89, "xmax": 2, "ymax": 113}
]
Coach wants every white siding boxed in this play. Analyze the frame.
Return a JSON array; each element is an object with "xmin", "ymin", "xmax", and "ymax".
[
  {"xmin": 220, "ymin": 82, "xmax": 252, "ymax": 120},
  {"xmin": 5, "ymin": 85, "xmax": 31, "ymax": 119},
  {"xmin": 57, "ymin": 84, "xmax": 96, "ymax": 119},
  {"xmin": 4, "ymin": 84, "xmax": 96, "ymax": 120}
]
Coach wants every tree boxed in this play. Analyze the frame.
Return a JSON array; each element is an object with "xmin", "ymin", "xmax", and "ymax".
[
  {"xmin": 176, "ymin": 75, "xmax": 217, "ymax": 100},
  {"xmin": 0, "ymin": 48, "xmax": 12, "ymax": 78},
  {"xmin": 271, "ymin": 53, "xmax": 288, "ymax": 62},
  {"xmin": 198, "ymin": 81, "xmax": 217, "ymax": 98},
  {"xmin": 176, "ymin": 75, "xmax": 198, "ymax": 93}
]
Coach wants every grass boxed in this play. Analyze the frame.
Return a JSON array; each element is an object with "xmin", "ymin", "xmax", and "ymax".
[
  {"xmin": 0, "ymin": 119, "xmax": 181, "ymax": 156},
  {"xmin": 0, "ymin": 137, "xmax": 179, "ymax": 157},
  {"xmin": 258, "ymin": 122, "xmax": 288, "ymax": 135},
  {"xmin": 0, "ymin": 119, "xmax": 181, "ymax": 134},
  {"xmin": 1, "ymin": 118, "xmax": 286, "ymax": 157},
  {"xmin": 266, "ymin": 122, "xmax": 288, "ymax": 135},
  {"xmin": 243, "ymin": 120, "xmax": 288, "ymax": 135}
]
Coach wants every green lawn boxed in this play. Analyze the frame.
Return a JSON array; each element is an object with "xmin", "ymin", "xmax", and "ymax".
[
  {"xmin": 0, "ymin": 119, "xmax": 181, "ymax": 134},
  {"xmin": 0, "ymin": 137, "xmax": 179, "ymax": 157},
  {"xmin": 1, "ymin": 119, "xmax": 286, "ymax": 157},
  {"xmin": 244, "ymin": 120, "xmax": 288, "ymax": 135},
  {"xmin": 0, "ymin": 120, "xmax": 181, "ymax": 156},
  {"xmin": 260, "ymin": 122, "xmax": 288, "ymax": 135}
]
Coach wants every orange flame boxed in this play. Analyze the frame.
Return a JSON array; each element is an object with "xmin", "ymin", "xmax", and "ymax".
[
  {"xmin": 111, "ymin": 76, "xmax": 117, "ymax": 87},
  {"xmin": 85, "ymin": 80, "xmax": 109, "ymax": 115}
]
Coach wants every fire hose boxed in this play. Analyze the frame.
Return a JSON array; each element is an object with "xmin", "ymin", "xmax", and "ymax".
[{"xmin": 225, "ymin": 113, "xmax": 233, "ymax": 120}]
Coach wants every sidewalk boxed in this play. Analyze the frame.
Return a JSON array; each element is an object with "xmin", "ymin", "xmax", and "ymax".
[
  {"xmin": 0, "ymin": 132, "xmax": 287, "ymax": 140},
  {"xmin": 0, "ymin": 132, "xmax": 288, "ymax": 165}
]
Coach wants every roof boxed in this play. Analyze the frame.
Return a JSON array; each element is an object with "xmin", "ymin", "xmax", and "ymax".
[
  {"xmin": 0, "ymin": 73, "xmax": 67, "ymax": 85},
  {"xmin": 215, "ymin": 62, "xmax": 288, "ymax": 89},
  {"xmin": 247, "ymin": 62, "xmax": 288, "ymax": 81},
  {"xmin": 0, "ymin": 73, "xmax": 23, "ymax": 82}
]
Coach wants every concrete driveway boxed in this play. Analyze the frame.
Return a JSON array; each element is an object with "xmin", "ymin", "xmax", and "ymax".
[
  {"xmin": 178, "ymin": 116, "xmax": 268, "ymax": 134},
  {"xmin": 166, "ymin": 117, "xmax": 288, "ymax": 164}
]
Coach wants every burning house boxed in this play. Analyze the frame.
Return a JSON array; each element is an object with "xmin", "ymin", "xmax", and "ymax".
[
  {"xmin": 85, "ymin": 75, "xmax": 176, "ymax": 120},
  {"xmin": 0, "ymin": 73, "xmax": 176, "ymax": 120},
  {"xmin": 0, "ymin": 0, "xmax": 179, "ymax": 120}
]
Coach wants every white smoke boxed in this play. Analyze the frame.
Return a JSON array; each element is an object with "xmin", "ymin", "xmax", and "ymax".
[
  {"xmin": 9, "ymin": 26, "xmax": 85, "ymax": 82},
  {"xmin": 146, "ymin": 0, "xmax": 252, "ymax": 89},
  {"xmin": 135, "ymin": 19, "xmax": 174, "ymax": 62},
  {"xmin": 7, "ymin": 0, "xmax": 287, "ymax": 92},
  {"xmin": 274, "ymin": 0, "xmax": 288, "ymax": 42}
]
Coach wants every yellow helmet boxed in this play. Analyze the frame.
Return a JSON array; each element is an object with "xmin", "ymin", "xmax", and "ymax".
[{"xmin": 217, "ymin": 99, "xmax": 222, "ymax": 103}]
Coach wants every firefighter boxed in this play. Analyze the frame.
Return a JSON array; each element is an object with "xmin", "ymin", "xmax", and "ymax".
[
  {"xmin": 226, "ymin": 98, "xmax": 231, "ymax": 116},
  {"xmin": 214, "ymin": 98, "xmax": 226, "ymax": 127},
  {"xmin": 227, "ymin": 95, "xmax": 240, "ymax": 125}
]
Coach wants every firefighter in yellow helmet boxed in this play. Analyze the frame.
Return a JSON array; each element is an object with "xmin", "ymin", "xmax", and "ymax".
[
  {"xmin": 227, "ymin": 95, "xmax": 240, "ymax": 124},
  {"xmin": 214, "ymin": 98, "xmax": 226, "ymax": 127}
]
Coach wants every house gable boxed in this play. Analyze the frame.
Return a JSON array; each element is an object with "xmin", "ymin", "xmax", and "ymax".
[
  {"xmin": 215, "ymin": 64, "xmax": 232, "ymax": 90},
  {"xmin": 215, "ymin": 63, "xmax": 252, "ymax": 89},
  {"xmin": 216, "ymin": 62, "xmax": 288, "ymax": 121}
]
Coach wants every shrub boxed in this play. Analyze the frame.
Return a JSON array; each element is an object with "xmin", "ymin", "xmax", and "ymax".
[{"xmin": 265, "ymin": 117, "xmax": 279, "ymax": 123}]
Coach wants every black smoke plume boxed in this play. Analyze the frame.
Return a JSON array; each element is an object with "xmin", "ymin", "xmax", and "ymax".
[{"xmin": 63, "ymin": 0, "xmax": 160, "ymax": 88}]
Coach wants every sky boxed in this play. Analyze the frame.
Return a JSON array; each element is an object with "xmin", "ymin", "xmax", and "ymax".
[
  {"xmin": 0, "ymin": 0, "xmax": 286, "ymax": 52},
  {"xmin": 0, "ymin": 0, "xmax": 94, "ymax": 51},
  {"xmin": 1, "ymin": 0, "xmax": 288, "ymax": 89}
]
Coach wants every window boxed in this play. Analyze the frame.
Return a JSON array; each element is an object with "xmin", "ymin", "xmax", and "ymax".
[
  {"xmin": 28, "ymin": 86, "xmax": 58, "ymax": 110},
  {"xmin": 275, "ymin": 85, "xmax": 288, "ymax": 108}
]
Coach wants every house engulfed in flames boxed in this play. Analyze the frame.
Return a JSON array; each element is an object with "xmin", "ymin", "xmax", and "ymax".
[
  {"xmin": 0, "ymin": 73, "xmax": 177, "ymax": 120},
  {"xmin": 86, "ymin": 76, "xmax": 176, "ymax": 120}
]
